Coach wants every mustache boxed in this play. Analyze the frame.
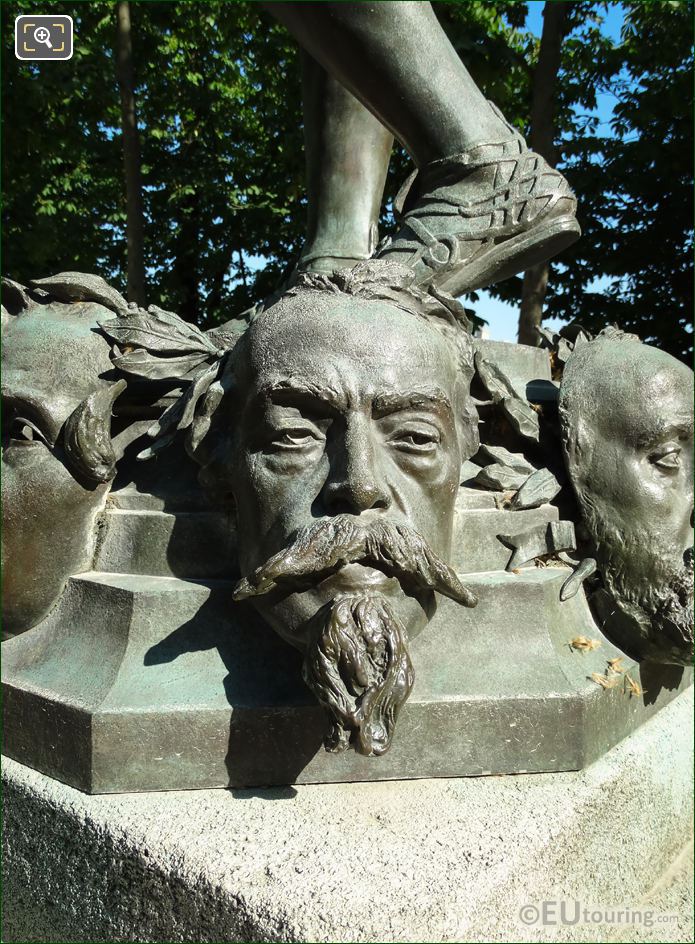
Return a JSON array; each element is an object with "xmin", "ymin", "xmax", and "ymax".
[{"xmin": 232, "ymin": 514, "xmax": 478, "ymax": 608}]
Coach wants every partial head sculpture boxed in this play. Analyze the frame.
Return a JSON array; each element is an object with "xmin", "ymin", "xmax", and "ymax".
[
  {"xmin": 184, "ymin": 263, "xmax": 480, "ymax": 754},
  {"xmin": 559, "ymin": 329, "xmax": 694, "ymax": 665},
  {"xmin": 1, "ymin": 279, "xmax": 127, "ymax": 636}
]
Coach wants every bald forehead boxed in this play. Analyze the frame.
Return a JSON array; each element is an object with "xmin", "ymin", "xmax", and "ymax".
[
  {"xmin": 247, "ymin": 291, "xmax": 458, "ymax": 380},
  {"xmin": 2, "ymin": 302, "xmax": 114, "ymax": 414},
  {"xmin": 563, "ymin": 340, "xmax": 694, "ymax": 443}
]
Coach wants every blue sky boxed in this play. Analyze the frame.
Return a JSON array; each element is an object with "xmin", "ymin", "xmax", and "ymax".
[{"xmin": 477, "ymin": 1, "xmax": 625, "ymax": 341}]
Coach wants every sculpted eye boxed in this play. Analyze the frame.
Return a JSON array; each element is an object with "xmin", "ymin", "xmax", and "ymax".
[
  {"xmin": 5, "ymin": 416, "xmax": 49, "ymax": 448},
  {"xmin": 390, "ymin": 426, "xmax": 441, "ymax": 454},
  {"xmin": 271, "ymin": 427, "xmax": 323, "ymax": 450},
  {"xmin": 650, "ymin": 444, "xmax": 681, "ymax": 470}
]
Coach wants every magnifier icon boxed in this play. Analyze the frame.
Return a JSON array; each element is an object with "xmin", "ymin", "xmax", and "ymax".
[{"xmin": 34, "ymin": 26, "xmax": 53, "ymax": 49}]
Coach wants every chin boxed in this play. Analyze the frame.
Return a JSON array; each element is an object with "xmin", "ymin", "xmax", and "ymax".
[
  {"xmin": 252, "ymin": 565, "xmax": 434, "ymax": 651},
  {"xmin": 2, "ymin": 594, "xmax": 54, "ymax": 636}
]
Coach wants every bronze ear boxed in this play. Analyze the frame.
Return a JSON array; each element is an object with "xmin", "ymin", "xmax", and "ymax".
[{"xmin": 63, "ymin": 379, "xmax": 127, "ymax": 484}]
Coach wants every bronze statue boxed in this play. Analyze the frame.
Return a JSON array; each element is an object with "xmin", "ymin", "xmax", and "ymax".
[
  {"xmin": 1, "ymin": 278, "xmax": 129, "ymax": 636},
  {"xmin": 2, "ymin": 4, "xmax": 691, "ymax": 794},
  {"xmin": 267, "ymin": 1, "xmax": 580, "ymax": 292},
  {"xmin": 102, "ymin": 261, "xmax": 480, "ymax": 755}
]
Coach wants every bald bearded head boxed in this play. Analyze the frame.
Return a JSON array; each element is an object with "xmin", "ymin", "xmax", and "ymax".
[{"xmin": 559, "ymin": 329, "xmax": 694, "ymax": 665}]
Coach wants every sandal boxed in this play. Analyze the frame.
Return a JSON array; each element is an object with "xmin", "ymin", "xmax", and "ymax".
[{"xmin": 377, "ymin": 105, "xmax": 580, "ymax": 294}]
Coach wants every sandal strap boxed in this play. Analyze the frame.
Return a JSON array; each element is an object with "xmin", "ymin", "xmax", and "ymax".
[
  {"xmin": 382, "ymin": 99, "xmax": 577, "ymax": 287},
  {"xmin": 416, "ymin": 153, "xmax": 572, "ymax": 230},
  {"xmin": 395, "ymin": 97, "xmax": 528, "ymax": 219},
  {"xmin": 389, "ymin": 148, "xmax": 575, "ymax": 278},
  {"xmin": 384, "ymin": 220, "xmax": 493, "ymax": 278}
]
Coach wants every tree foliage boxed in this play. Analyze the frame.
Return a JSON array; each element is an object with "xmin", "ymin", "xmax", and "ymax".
[
  {"xmin": 2, "ymin": 1, "xmax": 692, "ymax": 358},
  {"xmin": 440, "ymin": 0, "xmax": 693, "ymax": 362},
  {"xmin": 2, "ymin": 0, "xmax": 305, "ymax": 324},
  {"xmin": 3, "ymin": 2, "xmax": 124, "ymax": 281},
  {"xmin": 546, "ymin": 0, "xmax": 694, "ymax": 362}
]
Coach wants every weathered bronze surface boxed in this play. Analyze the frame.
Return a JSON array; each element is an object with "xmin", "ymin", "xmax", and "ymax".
[
  {"xmin": 1, "ymin": 277, "xmax": 131, "ymax": 637},
  {"xmin": 2, "ymin": 2, "xmax": 691, "ymax": 793},
  {"xmin": 558, "ymin": 329, "xmax": 694, "ymax": 665},
  {"xmin": 191, "ymin": 268, "xmax": 480, "ymax": 753},
  {"xmin": 3, "ymin": 305, "xmax": 692, "ymax": 791},
  {"xmin": 4, "ymin": 453, "xmax": 688, "ymax": 792},
  {"xmin": 95, "ymin": 261, "xmax": 482, "ymax": 755}
]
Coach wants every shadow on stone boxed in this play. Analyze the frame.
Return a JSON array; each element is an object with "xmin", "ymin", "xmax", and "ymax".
[
  {"xmin": 639, "ymin": 662, "xmax": 685, "ymax": 707},
  {"xmin": 144, "ymin": 595, "xmax": 325, "ymax": 788}
]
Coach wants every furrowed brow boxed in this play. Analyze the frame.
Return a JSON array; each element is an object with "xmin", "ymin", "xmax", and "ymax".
[
  {"xmin": 262, "ymin": 378, "xmax": 346, "ymax": 412},
  {"xmin": 372, "ymin": 388, "xmax": 453, "ymax": 419}
]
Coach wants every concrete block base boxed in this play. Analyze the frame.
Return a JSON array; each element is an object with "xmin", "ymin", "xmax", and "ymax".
[{"xmin": 3, "ymin": 688, "xmax": 693, "ymax": 943}]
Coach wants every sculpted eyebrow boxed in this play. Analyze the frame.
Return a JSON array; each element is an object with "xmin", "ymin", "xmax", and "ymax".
[
  {"xmin": 372, "ymin": 389, "xmax": 453, "ymax": 418},
  {"xmin": 1, "ymin": 389, "xmax": 61, "ymax": 445},
  {"xmin": 637, "ymin": 418, "xmax": 693, "ymax": 446},
  {"xmin": 262, "ymin": 378, "xmax": 345, "ymax": 411}
]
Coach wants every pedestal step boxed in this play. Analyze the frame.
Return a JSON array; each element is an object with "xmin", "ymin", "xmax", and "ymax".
[
  {"xmin": 3, "ymin": 568, "xmax": 689, "ymax": 792},
  {"xmin": 94, "ymin": 508, "xmax": 238, "ymax": 579},
  {"xmin": 452, "ymin": 500, "xmax": 558, "ymax": 573},
  {"xmin": 93, "ymin": 498, "xmax": 557, "ymax": 579},
  {"xmin": 4, "ymin": 691, "xmax": 692, "ymax": 944}
]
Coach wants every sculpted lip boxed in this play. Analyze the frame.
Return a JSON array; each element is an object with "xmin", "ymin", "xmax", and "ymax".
[{"xmin": 321, "ymin": 563, "xmax": 395, "ymax": 593}]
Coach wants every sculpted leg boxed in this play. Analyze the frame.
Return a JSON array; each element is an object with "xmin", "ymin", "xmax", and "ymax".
[
  {"xmin": 267, "ymin": 0, "xmax": 504, "ymax": 163},
  {"xmin": 266, "ymin": 1, "xmax": 580, "ymax": 294},
  {"xmin": 300, "ymin": 53, "xmax": 393, "ymax": 274}
]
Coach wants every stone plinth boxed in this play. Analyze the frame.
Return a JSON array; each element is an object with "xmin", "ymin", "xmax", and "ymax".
[
  {"xmin": 2, "ymin": 688, "xmax": 693, "ymax": 943},
  {"xmin": 4, "ymin": 562, "xmax": 690, "ymax": 792}
]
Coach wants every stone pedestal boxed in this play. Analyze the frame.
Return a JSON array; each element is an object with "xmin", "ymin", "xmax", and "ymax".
[
  {"xmin": 3, "ymin": 689, "xmax": 693, "ymax": 943},
  {"xmin": 4, "ymin": 560, "xmax": 690, "ymax": 792},
  {"xmin": 5, "ymin": 475, "xmax": 690, "ymax": 792}
]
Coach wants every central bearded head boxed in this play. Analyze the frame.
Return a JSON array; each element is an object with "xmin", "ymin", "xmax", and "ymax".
[{"xmin": 137, "ymin": 264, "xmax": 480, "ymax": 755}]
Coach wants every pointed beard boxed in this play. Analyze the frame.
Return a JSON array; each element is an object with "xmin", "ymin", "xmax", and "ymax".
[
  {"xmin": 582, "ymin": 504, "xmax": 694, "ymax": 662},
  {"xmin": 601, "ymin": 538, "xmax": 693, "ymax": 658},
  {"xmin": 302, "ymin": 593, "xmax": 415, "ymax": 756}
]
